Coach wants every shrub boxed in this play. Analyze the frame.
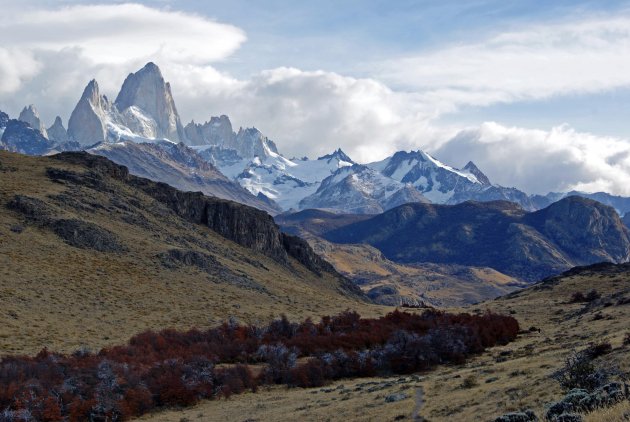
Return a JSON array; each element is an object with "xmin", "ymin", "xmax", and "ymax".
[
  {"xmin": 570, "ymin": 290, "xmax": 601, "ymax": 303},
  {"xmin": 585, "ymin": 342, "xmax": 612, "ymax": 359},
  {"xmin": 570, "ymin": 292, "xmax": 587, "ymax": 303},
  {"xmin": 461, "ymin": 375, "xmax": 478, "ymax": 389},
  {"xmin": 553, "ymin": 350, "xmax": 610, "ymax": 392},
  {"xmin": 0, "ymin": 310, "xmax": 518, "ymax": 421}
]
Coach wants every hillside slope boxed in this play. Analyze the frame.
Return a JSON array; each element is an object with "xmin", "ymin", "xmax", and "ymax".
[{"xmin": 0, "ymin": 151, "xmax": 373, "ymax": 355}]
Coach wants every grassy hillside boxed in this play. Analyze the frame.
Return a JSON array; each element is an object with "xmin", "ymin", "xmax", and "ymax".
[
  {"xmin": 137, "ymin": 263, "xmax": 630, "ymax": 421},
  {"xmin": 0, "ymin": 151, "xmax": 383, "ymax": 356}
]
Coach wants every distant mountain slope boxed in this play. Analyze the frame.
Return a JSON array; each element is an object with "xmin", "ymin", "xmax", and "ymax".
[
  {"xmin": 89, "ymin": 141, "xmax": 281, "ymax": 214},
  {"xmin": 276, "ymin": 209, "xmax": 526, "ymax": 306},
  {"xmin": 320, "ymin": 197, "xmax": 630, "ymax": 281},
  {"xmin": 0, "ymin": 150, "xmax": 369, "ymax": 355}
]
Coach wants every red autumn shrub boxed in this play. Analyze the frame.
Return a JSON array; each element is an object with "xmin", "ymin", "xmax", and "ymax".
[{"xmin": 0, "ymin": 310, "xmax": 518, "ymax": 421}]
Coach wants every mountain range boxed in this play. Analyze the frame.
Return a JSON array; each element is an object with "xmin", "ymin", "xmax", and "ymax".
[{"xmin": 3, "ymin": 61, "xmax": 630, "ymax": 220}]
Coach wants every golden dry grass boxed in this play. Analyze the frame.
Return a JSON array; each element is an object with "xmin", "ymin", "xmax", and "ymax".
[
  {"xmin": 585, "ymin": 400, "xmax": 630, "ymax": 421},
  {"xmin": 0, "ymin": 151, "xmax": 391, "ymax": 355}
]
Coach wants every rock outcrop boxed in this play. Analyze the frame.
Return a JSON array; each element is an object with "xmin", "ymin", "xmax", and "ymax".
[
  {"xmin": 18, "ymin": 105, "xmax": 48, "ymax": 139},
  {"xmin": 184, "ymin": 115, "xmax": 235, "ymax": 147},
  {"xmin": 525, "ymin": 196, "xmax": 630, "ymax": 264},
  {"xmin": 0, "ymin": 110, "xmax": 10, "ymax": 129}
]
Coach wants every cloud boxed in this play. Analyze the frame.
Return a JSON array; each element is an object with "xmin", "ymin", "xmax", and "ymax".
[
  {"xmin": 0, "ymin": 48, "xmax": 41, "ymax": 94},
  {"xmin": 379, "ymin": 16, "xmax": 630, "ymax": 113},
  {"xmin": 171, "ymin": 66, "xmax": 444, "ymax": 162},
  {"xmin": 2, "ymin": 3, "xmax": 246, "ymax": 65},
  {"xmin": 433, "ymin": 122, "xmax": 630, "ymax": 195}
]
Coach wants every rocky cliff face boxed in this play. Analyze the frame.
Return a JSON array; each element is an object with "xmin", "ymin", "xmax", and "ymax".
[
  {"xmin": 51, "ymin": 152, "xmax": 338, "ymax": 277},
  {"xmin": 0, "ymin": 111, "xmax": 8, "ymax": 129},
  {"xmin": 68, "ymin": 63, "xmax": 185, "ymax": 145},
  {"xmin": 184, "ymin": 115, "xmax": 235, "ymax": 147},
  {"xmin": 18, "ymin": 105, "xmax": 48, "ymax": 139},
  {"xmin": 115, "ymin": 62, "xmax": 185, "ymax": 142}
]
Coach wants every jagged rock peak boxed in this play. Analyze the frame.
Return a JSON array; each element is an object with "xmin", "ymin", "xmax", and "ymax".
[
  {"xmin": 184, "ymin": 114, "xmax": 235, "ymax": 147},
  {"xmin": 18, "ymin": 105, "xmax": 48, "ymax": 139},
  {"xmin": 47, "ymin": 116, "xmax": 69, "ymax": 144},
  {"xmin": 235, "ymin": 126, "xmax": 279, "ymax": 157},
  {"xmin": 318, "ymin": 148, "xmax": 354, "ymax": 163},
  {"xmin": 68, "ymin": 79, "xmax": 108, "ymax": 146},
  {"xmin": 463, "ymin": 161, "xmax": 491, "ymax": 185},
  {"xmin": 115, "ymin": 62, "xmax": 184, "ymax": 142}
]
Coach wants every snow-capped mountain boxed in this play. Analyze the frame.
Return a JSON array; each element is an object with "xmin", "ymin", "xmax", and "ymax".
[
  {"xmin": 367, "ymin": 150, "xmax": 537, "ymax": 210},
  {"xmin": 202, "ymin": 145, "xmax": 358, "ymax": 211},
  {"xmin": 299, "ymin": 164, "xmax": 429, "ymax": 214}
]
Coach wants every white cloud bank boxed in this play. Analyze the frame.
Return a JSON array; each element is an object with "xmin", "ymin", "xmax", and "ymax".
[
  {"xmin": 2, "ymin": 4, "xmax": 630, "ymax": 196},
  {"xmin": 434, "ymin": 123, "xmax": 630, "ymax": 195},
  {"xmin": 380, "ymin": 16, "xmax": 630, "ymax": 113}
]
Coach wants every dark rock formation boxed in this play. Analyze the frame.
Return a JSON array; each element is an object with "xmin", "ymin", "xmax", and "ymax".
[
  {"xmin": 0, "ymin": 110, "xmax": 9, "ymax": 129},
  {"xmin": 51, "ymin": 219, "xmax": 125, "ymax": 252},
  {"xmin": 158, "ymin": 248, "xmax": 267, "ymax": 291},
  {"xmin": 7, "ymin": 195, "xmax": 55, "ymax": 222},
  {"xmin": 493, "ymin": 410, "xmax": 538, "ymax": 422},
  {"xmin": 525, "ymin": 196, "xmax": 630, "ymax": 264}
]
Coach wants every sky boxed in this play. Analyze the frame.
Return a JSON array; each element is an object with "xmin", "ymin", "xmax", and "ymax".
[{"xmin": 3, "ymin": 0, "xmax": 630, "ymax": 195}]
